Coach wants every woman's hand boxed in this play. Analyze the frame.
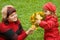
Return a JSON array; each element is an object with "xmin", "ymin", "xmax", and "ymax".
[{"xmin": 26, "ymin": 25, "xmax": 36, "ymax": 35}]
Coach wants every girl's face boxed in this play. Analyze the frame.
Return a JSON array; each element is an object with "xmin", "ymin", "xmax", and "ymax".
[
  {"xmin": 8, "ymin": 12, "xmax": 17, "ymax": 22},
  {"xmin": 43, "ymin": 10, "xmax": 51, "ymax": 15}
]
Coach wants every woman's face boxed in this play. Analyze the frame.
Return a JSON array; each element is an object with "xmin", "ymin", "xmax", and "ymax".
[
  {"xmin": 8, "ymin": 12, "xmax": 17, "ymax": 22},
  {"xmin": 43, "ymin": 10, "xmax": 51, "ymax": 15}
]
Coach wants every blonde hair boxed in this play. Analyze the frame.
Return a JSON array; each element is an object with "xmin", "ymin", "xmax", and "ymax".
[{"xmin": 1, "ymin": 5, "xmax": 14, "ymax": 18}]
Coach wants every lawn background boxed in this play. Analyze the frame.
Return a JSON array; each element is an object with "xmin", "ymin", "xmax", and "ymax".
[{"xmin": 0, "ymin": 0, "xmax": 60, "ymax": 40}]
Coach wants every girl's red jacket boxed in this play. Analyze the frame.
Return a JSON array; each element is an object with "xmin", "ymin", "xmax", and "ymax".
[{"xmin": 39, "ymin": 15, "xmax": 59, "ymax": 40}]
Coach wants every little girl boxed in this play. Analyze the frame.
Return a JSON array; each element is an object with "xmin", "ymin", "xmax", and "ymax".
[{"xmin": 35, "ymin": 2, "xmax": 59, "ymax": 40}]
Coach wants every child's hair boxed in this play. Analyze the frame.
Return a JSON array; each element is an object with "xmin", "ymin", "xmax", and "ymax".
[{"xmin": 50, "ymin": 11, "xmax": 57, "ymax": 18}]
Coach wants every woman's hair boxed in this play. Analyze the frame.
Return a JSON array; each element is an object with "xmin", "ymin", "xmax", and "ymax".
[
  {"xmin": 2, "ymin": 6, "xmax": 16, "ymax": 25},
  {"xmin": 7, "ymin": 7, "xmax": 16, "ymax": 18},
  {"xmin": 1, "ymin": 5, "xmax": 23, "ymax": 35}
]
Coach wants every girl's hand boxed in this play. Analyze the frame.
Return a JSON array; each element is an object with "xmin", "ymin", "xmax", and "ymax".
[
  {"xmin": 35, "ymin": 19, "xmax": 41, "ymax": 26},
  {"xmin": 34, "ymin": 13, "xmax": 42, "ymax": 25}
]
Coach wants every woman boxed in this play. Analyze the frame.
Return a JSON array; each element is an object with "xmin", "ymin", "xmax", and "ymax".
[
  {"xmin": 0, "ymin": 5, "xmax": 35, "ymax": 40},
  {"xmin": 35, "ymin": 2, "xmax": 59, "ymax": 40}
]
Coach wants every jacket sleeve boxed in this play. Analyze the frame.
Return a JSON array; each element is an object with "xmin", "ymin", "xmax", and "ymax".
[
  {"xmin": 18, "ymin": 30, "xmax": 27, "ymax": 40},
  {"xmin": 39, "ymin": 18, "xmax": 56, "ymax": 30},
  {"xmin": 17, "ymin": 21, "xmax": 28, "ymax": 40},
  {"xmin": 0, "ymin": 24, "xmax": 18, "ymax": 40}
]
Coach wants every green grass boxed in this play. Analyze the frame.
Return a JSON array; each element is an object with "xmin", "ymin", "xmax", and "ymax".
[{"xmin": 0, "ymin": 0, "xmax": 60, "ymax": 40}]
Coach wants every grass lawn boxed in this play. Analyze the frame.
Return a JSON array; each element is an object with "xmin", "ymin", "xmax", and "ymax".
[{"xmin": 0, "ymin": 0, "xmax": 60, "ymax": 40}]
